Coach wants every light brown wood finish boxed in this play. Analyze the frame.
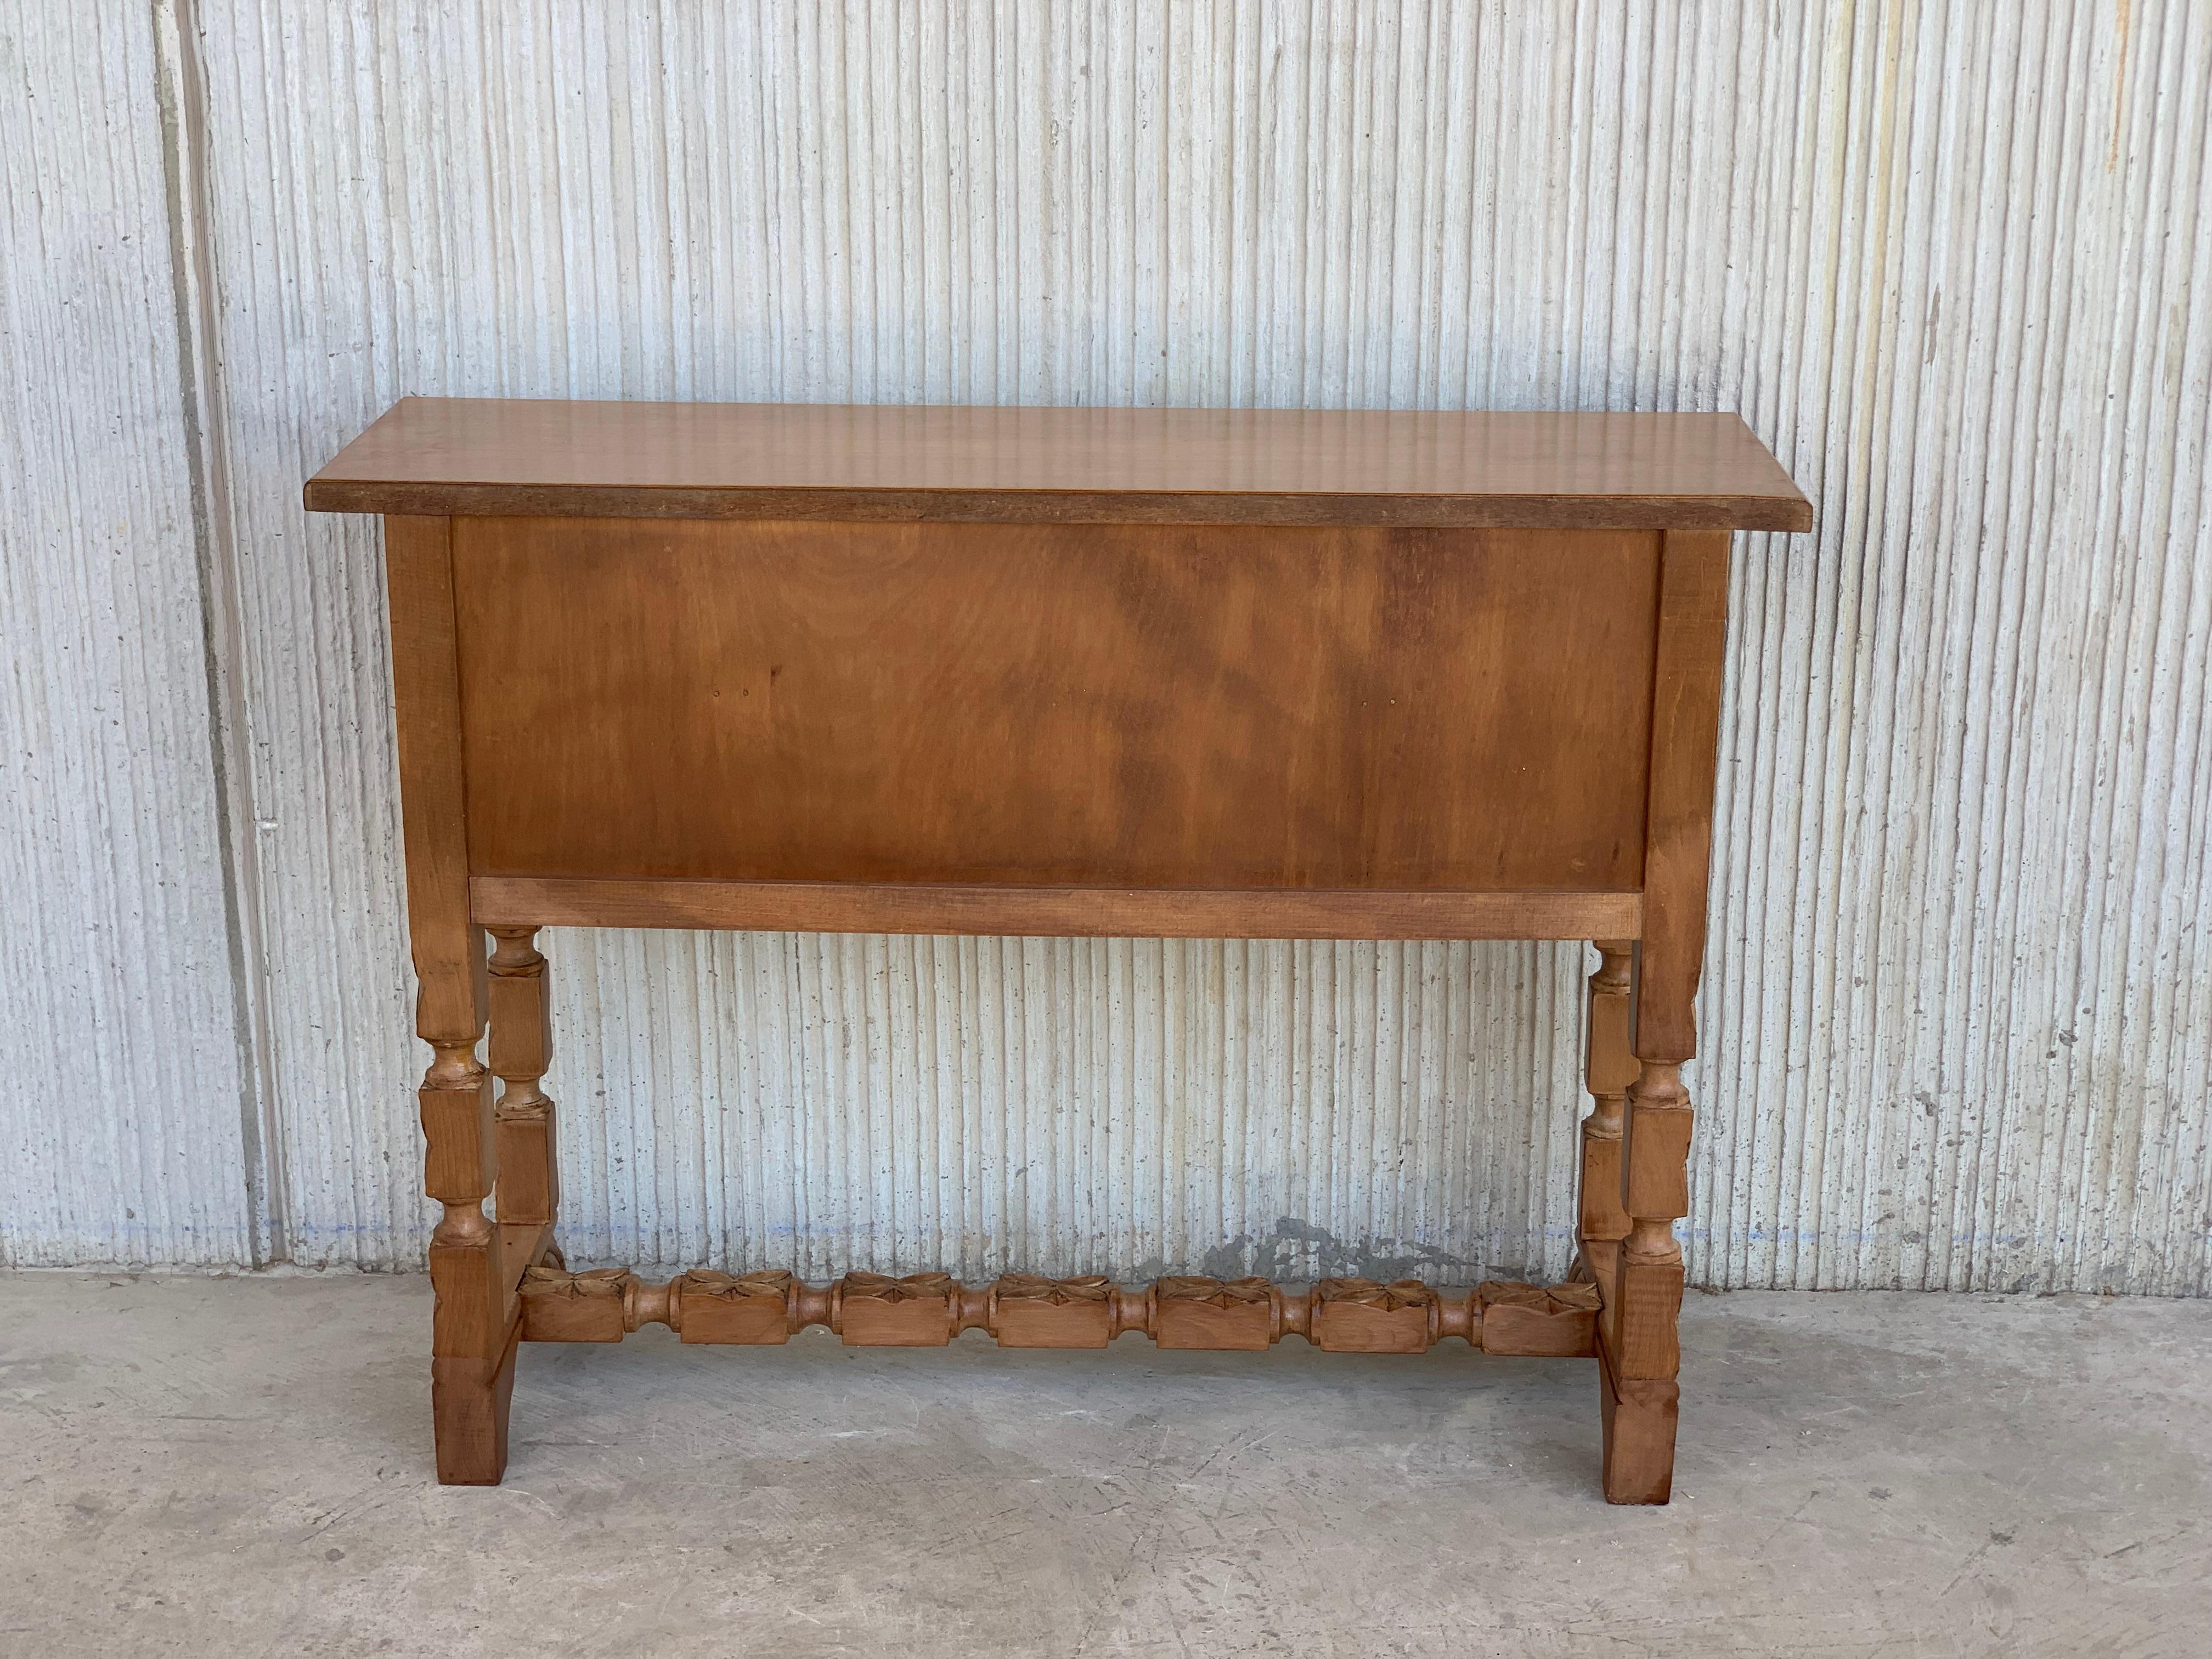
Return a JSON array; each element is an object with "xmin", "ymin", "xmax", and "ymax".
[
  {"xmin": 488, "ymin": 928, "xmax": 558, "ymax": 1236},
  {"xmin": 675, "ymin": 1269, "xmax": 798, "ymax": 1345},
  {"xmin": 1635, "ymin": 529, "xmax": 1734, "ymax": 1064},
  {"xmin": 1310, "ymin": 1278, "xmax": 1436, "ymax": 1354},
  {"xmin": 309, "ymin": 399, "xmax": 1816, "ymax": 531},
  {"xmin": 318, "ymin": 399, "xmax": 1810, "ymax": 1504},
  {"xmin": 451, "ymin": 517, "xmax": 1660, "ymax": 893},
  {"xmin": 512, "ymin": 1268, "xmax": 1599, "ymax": 1357},
  {"xmin": 1576, "ymin": 941, "xmax": 1638, "ymax": 1317},
  {"xmin": 471, "ymin": 876, "xmax": 1643, "ymax": 942},
  {"xmin": 383, "ymin": 514, "xmax": 512, "ymax": 1485},
  {"xmin": 1595, "ymin": 527, "xmax": 1734, "ymax": 1505},
  {"xmin": 992, "ymin": 1275, "xmax": 1116, "ymax": 1348},
  {"xmin": 385, "ymin": 516, "xmax": 482, "ymax": 1043}
]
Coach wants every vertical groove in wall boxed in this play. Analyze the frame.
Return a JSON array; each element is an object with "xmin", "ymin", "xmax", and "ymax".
[
  {"xmin": 0, "ymin": 3, "xmax": 252, "ymax": 1266},
  {"xmin": 152, "ymin": 0, "xmax": 283, "ymax": 1266},
  {"xmin": 84, "ymin": 0, "xmax": 2205, "ymax": 1289}
]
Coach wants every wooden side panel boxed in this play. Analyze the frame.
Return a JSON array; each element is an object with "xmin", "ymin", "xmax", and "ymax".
[{"xmin": 450, "ymin": 518, "xmax": 1660, "ymax": 894}]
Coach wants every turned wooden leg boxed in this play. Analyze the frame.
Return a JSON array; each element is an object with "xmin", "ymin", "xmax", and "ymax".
[
  {"xmin": 1600, "ymin": 526, "xmax": 1730, "ymax": 1505},
  {"xmin": 385, "ymin": 514, "xmax": 515, "ymax": 1484},
  {"xmin": 1602, "ymin": 1056, "xmax": 1691, "ymax": 1503},
  {"xmin": 421, "ymin": 973, "xmax": 512, "ymax": 1486},
  {"xmin": 489, "ymin": 927, "xmax": 560, "ymax": 1256},
  {"xmin": 1575, "ymin": 941, "xmax": 1637, "ymax": 1310}
]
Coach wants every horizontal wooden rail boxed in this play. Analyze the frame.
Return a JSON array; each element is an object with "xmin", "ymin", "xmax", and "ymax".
[
  {"xmin": 472, "ymin": 876, "xmax": 1644, "ymax": 942},
  {"xmin": 518, "ymin": 1269, "xmax": 1601, "ymax": 1357}
]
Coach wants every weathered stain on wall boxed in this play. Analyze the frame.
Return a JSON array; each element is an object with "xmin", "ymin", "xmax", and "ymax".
[{"xmin": 4, "ymin": 1, "xmax": 2207, "ymax": 1293}]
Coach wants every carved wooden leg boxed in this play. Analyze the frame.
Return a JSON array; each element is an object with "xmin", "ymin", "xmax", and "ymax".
[
  {"xmin": 1602, "ymin": 1058, "xmax": 1691, "ymax": 1502},
  {"xmin": 422, "ymin": 1011, "xmax": 513, "ymax": 1485},
  {"xmin": 1576, "ymin": 941, "xmax": 1637, "ymax": 1310},
  {"xmin": 386, "ymin": 514, "xmax": 514, "ymax": 1483},
  {"xmin": 489, "ymin": 927, "xmax": 559, "ymax": 1267},
  {"xmin": 1599, "ymin": 526, "xmax": 1729, "ymax": 1505}
]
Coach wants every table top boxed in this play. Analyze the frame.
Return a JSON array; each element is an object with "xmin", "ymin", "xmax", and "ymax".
[{"xmin": 306, "ymin": 398, "xmax": 1813, "ymax": 531}]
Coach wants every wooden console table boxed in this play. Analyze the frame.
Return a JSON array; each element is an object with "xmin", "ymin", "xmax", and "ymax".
[{"xmin": 308, "ymin": 398, "xmax": 1810, "ymax": 1504}]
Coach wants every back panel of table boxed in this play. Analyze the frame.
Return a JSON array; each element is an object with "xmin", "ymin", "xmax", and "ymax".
[{"xmin": 450, "ymin": 517, "xmax": 1660, "ymax": 894}]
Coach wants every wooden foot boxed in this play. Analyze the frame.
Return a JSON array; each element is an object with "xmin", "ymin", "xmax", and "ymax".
[
  {"xmin": 431, "ymin": 1323, "xmax": 520, "ymax": 1485},
  {"xmin": 421, "ymin": 1030, "xmax": 511, "ymax": 1485},
  {"xmin": 1599, "ymin": 1348, "xmax": 1679, "ymax": 1504}
]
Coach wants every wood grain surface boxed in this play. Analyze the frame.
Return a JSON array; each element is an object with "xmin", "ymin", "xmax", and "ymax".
[
  {"xmin": 307, "ymin": 399, "xmax": 1815, "ymax": 530},
  {"xmin": 449, "ymin": 516, "xmax": 1661, "ymax": 893},
  {"xmin": 1634, "ymin": 529, "xmax": 1733, "ymax": 1064},
  {"xmin": 470, "ymin": 876, "xmax": 1643, "ymax": 942},
  {"xmin": 380, "ymin": 516, "xmax": 482, "ymax": 1044},
  {"xmin": 510, "ymin": 1266, "xmax": 1598, "ymax": 1357}
]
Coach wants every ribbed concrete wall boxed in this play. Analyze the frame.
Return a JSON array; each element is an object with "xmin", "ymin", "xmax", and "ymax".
[
  {"xmin": 5, "ymin": 1, "xmax": 2207, "ymax": 1292},
  {"xmin": 0, "ymin": 5, "xmax": 255, "ymax": 1266}
]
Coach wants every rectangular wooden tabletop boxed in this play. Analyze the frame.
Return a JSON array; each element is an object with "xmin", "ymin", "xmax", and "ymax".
[{"xmin": 306, "ymin": 398, "xmax": 1813, "ymax": 531}]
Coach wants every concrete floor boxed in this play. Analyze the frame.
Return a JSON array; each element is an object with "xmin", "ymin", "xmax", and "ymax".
[{"xmin": 0, "ymin": 1275, "xmax": 2204, "ymax": 1658}]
